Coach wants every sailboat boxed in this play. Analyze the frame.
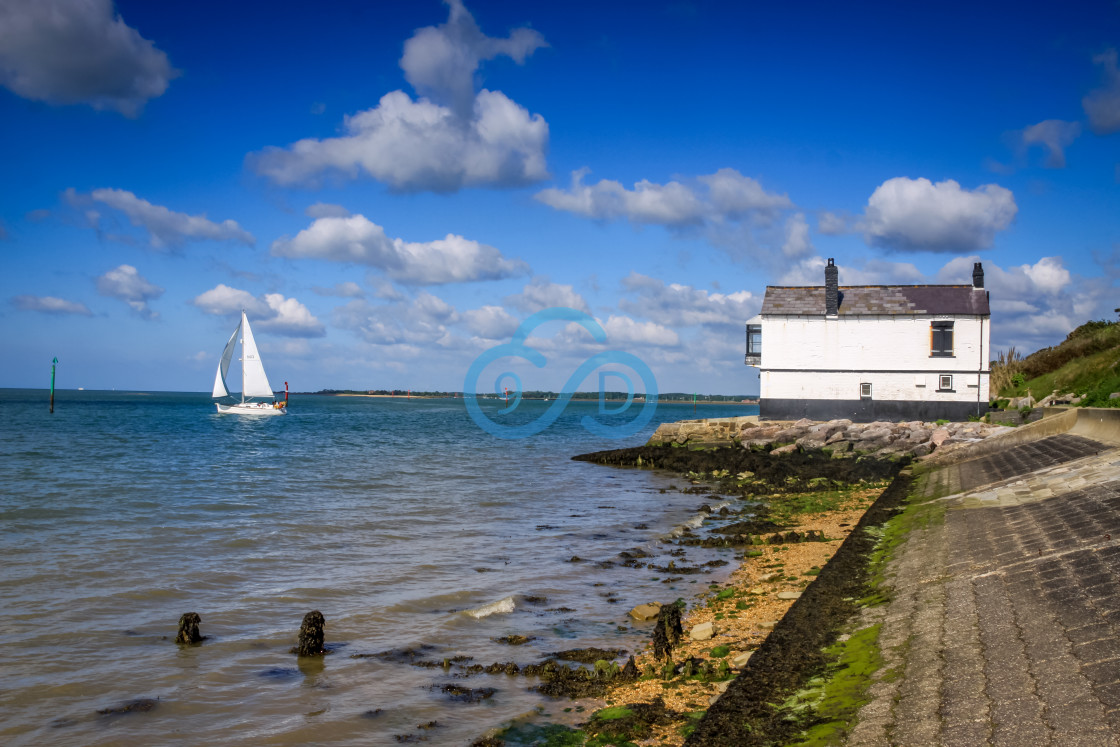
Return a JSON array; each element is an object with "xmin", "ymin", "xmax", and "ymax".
[{"xmin": 212, "ymin": 311, "xmax": 287, "ymax": 415}]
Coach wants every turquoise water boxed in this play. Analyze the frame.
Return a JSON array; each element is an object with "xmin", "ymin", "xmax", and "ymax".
[{"xmin": 0, "ymin": 390, "xmax": 757, "ymax": 745}]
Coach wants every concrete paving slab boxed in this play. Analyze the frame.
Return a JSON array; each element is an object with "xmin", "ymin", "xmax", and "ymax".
[{"xmin": 845, "ymin": 433, "xmax": 1120, "ymax": 745}]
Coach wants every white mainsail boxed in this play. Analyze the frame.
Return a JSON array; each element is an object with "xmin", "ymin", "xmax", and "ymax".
[
  {"xmin": 212, "ymin": 322, "xmax": 240, "ymax": 398},
  {"xmin": 239, "ymin": 311, "xmax": 275, "ymax": 399}
]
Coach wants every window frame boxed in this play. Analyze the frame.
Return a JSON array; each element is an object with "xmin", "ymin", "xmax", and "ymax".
[
  {"xmin": 938, "ymin": 374, "xmax": 954, "ymax": 391},
  {"xmin": 860, "ymin": 382, "xmax": 872, "ymax": 399},
  {"xmin": 930, "ymin": 320, "xmax": 954, "ymax": 358},
  {"xmin": 746, "ymin": 324, "xmax": 762, "ymax": 357}
]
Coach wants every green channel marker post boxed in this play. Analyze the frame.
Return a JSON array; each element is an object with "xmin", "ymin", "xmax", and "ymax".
[{"xmin": 49, "ymin": 356, "xmax": 57, "ymax": 413}]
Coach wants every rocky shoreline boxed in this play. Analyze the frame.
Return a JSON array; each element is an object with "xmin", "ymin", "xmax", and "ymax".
[
  {"xmin": 650, "ymin": 415, "xmax": 1010, "ymax": 459},
  {"xmin": 474, "ymin": 416, "xmax": 1012, "ymax": 746}
]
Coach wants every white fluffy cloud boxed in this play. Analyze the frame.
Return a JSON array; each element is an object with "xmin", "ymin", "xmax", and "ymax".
[
  {"xmin": 250, "ymin": 2, "xmax": 548, "ymax": 192},
  {"xmin": 601, "ymin": 316, "xmax": 680, "ymax": 347},
  {"xmin": 504, "ymin": 277, "xmax": 590, "ymax": 314},
  {"xmin": 96, "ymin": 264, "xmax": 163, "ymax": 319},
  {"xmin": 934, "ymin": 255, "xmax": 1093, "ymax": 353},
  {"xmin": 400, "ymin": 0, "xmax": 546, "ymax": 117},
  {"xmin": 192, "ymin": 285, "xmax": 325, "ymax": 338},
  {"xmin": 938, "ymin": 255, "xmax": 1071, "ymax": 297},
  {"xmin": 1020, "ymin": 119, "xmax": 1081, "ymax": 168},
  {"xmin": 776, "ymin": 256, "xmax": 925, "ymax": 286},
  {"xmin": 1083, "ymin": 49, "xmax": 1120, "ymax": 135},
  {"xmin": 620, "ymin": 273, "xmax": 757, "ymax": 328},
  {"xmin": 461, "ymin": 304, "xmax": 519, "ymax": 339},
  {"xmin": 863, "ymin": 177, "xmax": 1017, "ymax": 253},
  {"xmin": 698, "ymin": 168, "xmax": 794, "ymax": 216},
  {"xmin": 0, "ymin": 0, "xmax": 176, "ymax": 117},
  {"xmin": 69, "ymin": 188, "xmax": 254, "ymax": 249},
  {"xmin": 535, "ymin": 167, "xmax": 792, "ymax": 227},
  {"xmin": 12, "ymin": 294, "xmax": 92, "ymax": 315},
  {"xmin": 332, "ymin": 292, "xmax": 460, "ymax": 346},
  {"xmin": 251, "ymin": 90, "xmax": 548, "ymax": 192},
  {"xmin": 271, "ymin": 214, "xmax": 528, "ymax": 285}
]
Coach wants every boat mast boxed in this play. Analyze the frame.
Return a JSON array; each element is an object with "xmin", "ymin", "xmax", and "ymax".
[{"xmin": 240, "ymin": 310, "xmax": 246, "ymax": 405}]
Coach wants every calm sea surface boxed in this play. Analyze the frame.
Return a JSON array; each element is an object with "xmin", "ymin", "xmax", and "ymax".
[{"xmin": 0, "ymin": 390, "xmax": 757, "ymax": 745}]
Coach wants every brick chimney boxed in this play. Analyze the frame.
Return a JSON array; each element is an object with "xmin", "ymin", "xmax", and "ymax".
[
  {"xmin": 972, "ymin": 261, "xmax": 984, "ymax": 289},
  {"xmin": 825, "ymin": 258, "xmax": 839, "ymax": 316}
]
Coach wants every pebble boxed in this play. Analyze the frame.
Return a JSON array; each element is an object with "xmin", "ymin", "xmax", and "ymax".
[
  {"xmin": 776, "ymin": 591, "xmax": 802, "ymax": 600},
  {"xmin": 628, "ymin": 602, "xmax": 662, "ymax": 621},
  {"xmin": 689, "ymin": 622, "xmax": 714, "ymax": 641},
  {"xmin": 730, "ymin": 652, "xmax": 752, "ymax": 668}
]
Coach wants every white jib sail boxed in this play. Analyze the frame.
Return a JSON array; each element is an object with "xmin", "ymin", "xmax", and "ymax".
[
  {"xmin": 239, "ymin": 311, "xmax": 275, "ymax": 399},
  {"xmin": 212, "ymin": 321, "xmax": 240, "ymax": 398}
]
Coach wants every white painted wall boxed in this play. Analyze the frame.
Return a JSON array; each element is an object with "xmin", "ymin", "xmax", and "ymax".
[
  {"xmin": 756, "ymin": 314, "xmax": 989, "ymax": 403},
  {"xmin": 762, "ymin": 370, "xmax": 989, "ymax": 403}
]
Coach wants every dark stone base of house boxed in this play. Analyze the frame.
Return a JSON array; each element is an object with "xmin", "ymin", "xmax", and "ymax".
[{"xmin": 761, "ymin": 398, "xmax": 988, "ymax": 423}]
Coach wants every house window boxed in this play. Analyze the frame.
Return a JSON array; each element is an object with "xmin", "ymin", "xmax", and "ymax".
[
  {"xmin": 939, "ymin": 374, "xmax": 953, "ymax": 391},
  {"xmin": 745, "ymin": 324, "xmax": 762, "ymax": 365},
  {"xmin": 746, "ymin": 325, "xmax": 761, "ymax": 355},
  {"xmin": 931, "ymin": 321, "xmax": 954, "ymax": 357},
  {"xmin": 860, "ymin": 382, "xmax": 872, "ymax": 399}
]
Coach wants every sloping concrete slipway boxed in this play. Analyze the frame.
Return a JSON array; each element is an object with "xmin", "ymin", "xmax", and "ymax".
[
  {"xmin": 851, "ymin": 408, "xmax": 1120, "ymax": 746},
  {"xmin": 683, "ymin": 408, "xmax": 1120, "ymax": 746}
]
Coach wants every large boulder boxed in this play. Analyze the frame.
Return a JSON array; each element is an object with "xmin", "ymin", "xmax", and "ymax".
[
  {"xmin": 772, "ymin": 426, "xmax": 809, "ymax": 442},
  {"xmin": 860, "ymin": 426, "xmax": 893, "ymax": 441}
]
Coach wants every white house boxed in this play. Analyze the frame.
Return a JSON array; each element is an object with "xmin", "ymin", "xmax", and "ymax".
[{"xmin": 745, "ymin": 259, "xmax": 990, "ymax": 422}]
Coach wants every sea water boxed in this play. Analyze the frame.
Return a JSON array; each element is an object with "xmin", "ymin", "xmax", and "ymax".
[{"xmin": 0, "ymin": 390, "xmax": 757, "ymax": 746}]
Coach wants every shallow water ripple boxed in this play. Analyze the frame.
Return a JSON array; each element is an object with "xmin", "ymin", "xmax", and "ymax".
[{"xmin": 0, "ymin": 389, "xmax": 756, "ymax": 746}]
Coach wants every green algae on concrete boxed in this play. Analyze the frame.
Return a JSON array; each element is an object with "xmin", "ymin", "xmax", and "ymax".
[
  {"xmin": 862, "ymin": 468, "xmax": 947, "ymax": 605},
  {"xmin": 774, "ymin": 466, "xmax": 951, "ymax": 745},
  {"xmin": 783, "ymin": 624, "xmax": 884, "ymax": 746}
]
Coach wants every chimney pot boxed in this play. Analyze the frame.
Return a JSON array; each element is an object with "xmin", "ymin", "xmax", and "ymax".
[{"xmin": 972, "ymin": 262, "xmax": 984, "ymax": 289}]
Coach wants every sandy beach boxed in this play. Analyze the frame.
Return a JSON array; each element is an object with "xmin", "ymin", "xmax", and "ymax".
[{"xmin": 597, "ymin": 484, "xmax": 886, "ymax": 745}]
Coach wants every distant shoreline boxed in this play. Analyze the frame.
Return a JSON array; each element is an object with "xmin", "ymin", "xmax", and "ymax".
[{"xmin": 304, "ymin": 392, "xmax": 759, "ymax": 405}]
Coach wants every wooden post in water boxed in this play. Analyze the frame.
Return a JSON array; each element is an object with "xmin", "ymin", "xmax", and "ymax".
[{"xmin": 49, "ymin": 357, "xmax": 57, "ymax": 413}]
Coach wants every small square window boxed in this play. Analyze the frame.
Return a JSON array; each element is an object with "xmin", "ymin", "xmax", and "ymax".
[
  {"xmin": 939, "ymin": 374, "xmax": 953, "ymax": 391},
  {"xmin": 860, "ymin": 382, "xmax": 872, "ymax": 399}
]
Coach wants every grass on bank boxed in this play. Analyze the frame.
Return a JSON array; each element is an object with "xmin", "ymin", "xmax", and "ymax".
[{"xmin": 991, "ymin": 319, "xmax": 1120, "ymax": 407}]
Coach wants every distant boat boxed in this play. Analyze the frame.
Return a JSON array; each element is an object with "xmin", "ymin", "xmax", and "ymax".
[{"xmin": 212, "ymin": 311, "xmax": 286, "ymax": 416}]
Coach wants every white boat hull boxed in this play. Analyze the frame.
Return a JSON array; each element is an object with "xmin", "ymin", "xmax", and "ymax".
[{"xmin": 216, "ymin": 402, "xmax": 287, "ymax": 415}]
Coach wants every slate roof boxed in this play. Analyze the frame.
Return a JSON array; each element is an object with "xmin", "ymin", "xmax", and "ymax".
[{"xmin": 760, "ymin": 285, "xmax": 990, "ymax": 316}]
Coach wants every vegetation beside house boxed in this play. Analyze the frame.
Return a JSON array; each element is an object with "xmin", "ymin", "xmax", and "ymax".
[{"xmin": 990, "ymin": 319, "xmax": 1120, "ymax": 407}]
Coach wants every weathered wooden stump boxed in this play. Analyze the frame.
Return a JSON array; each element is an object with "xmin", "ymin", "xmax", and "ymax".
[
  {"xmin": 291, "ymin": 610, "xmax": 326, "ymax": 656},
  {"xmin": 652, "ymin": 603, "xmax": 682, "ymax": 660},
  {"xmin": 175, "ymin": 612, "xmax": 203, "ymax": 644}
]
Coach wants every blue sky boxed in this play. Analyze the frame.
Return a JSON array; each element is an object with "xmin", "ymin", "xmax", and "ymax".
[{"xmin": 2, "ymin": 0, "xmax": 1118, "ymax": 395}]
